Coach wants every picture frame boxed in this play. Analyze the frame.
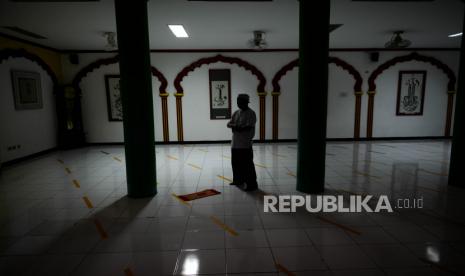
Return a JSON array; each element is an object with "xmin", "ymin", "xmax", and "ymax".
[
  {"xmin": 396, "ymin": 70, "xmax": 426, "ymax": 116},
  {"xmin": 11, "ymin": 70, "xmax": 43, "ymax": 110},
  {"xmin": 209, "ymin": 69, "xmax": 232, "ymax": 120},
  {"xmin": 104, "ymin": 75, "xmax": 123, "ymax": 121}
]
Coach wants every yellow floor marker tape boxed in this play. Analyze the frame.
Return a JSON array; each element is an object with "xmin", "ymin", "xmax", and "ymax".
[
  {"xmin": 210, "ymin": 216, "xmax": 238, "ymax": 236},
  {"xmin": 316, "ymin": 215, "xmax": 361, "ymax": 236},
  {"xmin": 113, "ymin": 157, "xmax": 122, "ymax": 162},
  {"xmin": 353, "ymin": 171, "xmax": 380, "ymax": 179},
  {"xmin": 254, "ymin": 163, "xmax": 267, "ymax": 168},
  {"xmin": 171, "ymin": 193, "xmax": 191, "ymax": 206},
  {"xmin": 72, "ymin": 179, "xmax": 80, "ymax": 188},
  {"xmin": 93, "ymin": 219, "xmax": 108, "ymax": 240},
  {"xmin": 287, "ymin": 171, "xmax": 296, "ymax": 177},
  {"xmin": 57, "ymin": 159, "xmax": 64, "ymax": 164},
  {"xmin": 82, "ymin": 196, "xmax": 94, "ymax": 208},
  {"xmin": 217, "ymin": 175, "xmax": 233, "ymax": 183},
  {"xmin": 187, "ymin": 163, "xmax": 202, "ymax": 170},
  {"xmin": 167, "ymin": 155, "xmax": 178, "ymax": 160},
  {"xmin": 276, "ymin": 263, "xmax": 296, "ymax": 276},
  {"xmin": 222, "ymin": 155, "xmax": 231, "ymax": 159},
  {"xmin": 123, "ymin": 267, "xmax": 135, "ymax": 276},
  {"xmin": 419, "ymin": 169, "xmax": 448, "ymax": 177},
  {"xmin": 65, "ymin": 167, "xmax": 72, "ymax": 174}
]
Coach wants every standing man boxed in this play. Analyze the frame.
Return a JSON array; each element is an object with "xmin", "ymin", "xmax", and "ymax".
[{"xmin": 227, "ymin": 94, "xmax": 258, "ymax": 191}]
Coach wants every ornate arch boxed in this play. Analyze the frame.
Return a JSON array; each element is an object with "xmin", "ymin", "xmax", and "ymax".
[
  {"xmin": 0, "ymin": 48, "xmax": 59, "ymax": 87},
  {"xmin": 366, "ymin": 52, "xmax": 457, "ymax": 138},
  {"xmin": 271, "ymin": 57, "xmax": 364, "ymax": 140},
  {"xmin": 72, "ymin": 55, "xmax": 170, "ymax": 141},
  {"xmin": 173, "ymin": 54, "xmax": 267, "ymax": 142}
]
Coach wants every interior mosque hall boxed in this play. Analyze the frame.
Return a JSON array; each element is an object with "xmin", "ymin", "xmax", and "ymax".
[{"xmin": 0, "ymin": 0, "xmax": 465, "ymax": 275}]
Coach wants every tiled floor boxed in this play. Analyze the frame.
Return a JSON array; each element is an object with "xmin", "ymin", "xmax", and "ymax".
[{"xmin": 1, "ymin": 140, "xmax": 465, "ymax": 275}]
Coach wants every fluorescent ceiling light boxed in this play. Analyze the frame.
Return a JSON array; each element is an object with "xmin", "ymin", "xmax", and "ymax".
[
  {"xmin": 168, "ymin": 25, "xmax": 189, "ymax": 38},
  {"xmin": 448, "ymin": 32, "xmax": 462, "ymax": 38}
]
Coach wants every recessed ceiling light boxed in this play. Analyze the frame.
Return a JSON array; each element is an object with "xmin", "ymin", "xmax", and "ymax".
[
  {"xmin": 168, "ymin": 25, "xmax": 189, "ymax": 38},
  {"xmin": 448, "ymin": 32, "xmax": 462, "ymax": 38}
]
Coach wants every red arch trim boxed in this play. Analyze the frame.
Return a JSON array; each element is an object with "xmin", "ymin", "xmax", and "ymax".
[
  {"xmin": 368, "ymin": 52, "xmax": 456, "ymax": 92},
  {"xmin": 272, "ymin": 59, "xmax": 298, "ymax": 92},
  {"xmin": 174, "ymin": 54, "xmax": 266, "ymax": 94},
  {"xmin": 72, "ymin": 55, "xmax": 168, "ymax": 93},
  {"xmin": 0, "ymin": 48, "xmax": 59, "ymax": 86},
  {"xmin": 271, "ymin": 57, "xmax": 363, "ymax": 92}
]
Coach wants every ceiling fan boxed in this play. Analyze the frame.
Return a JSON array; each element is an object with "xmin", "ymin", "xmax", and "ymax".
[
  {"xmin": 248, "ymin": 30, "xmax": 268, "ymax": 50},
  {"xmin": 384, "ymin": 31, "xmax": 411, "ymax": 48}
]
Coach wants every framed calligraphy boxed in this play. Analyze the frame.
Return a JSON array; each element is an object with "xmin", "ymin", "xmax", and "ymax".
[
  {"xmin": 396, "ymin": 70, "xmax": 426, "ymax": 116},
  {"xmin": 105, "ymin": 75, "xmax": 123, "ymax": 121},
  {"xmin": 11, "ymin": 70, "xmax": 43, "ymax": 110},
  {"xmin": 209, "ymin": 69, "xmax": 231, "ymax": 120}
]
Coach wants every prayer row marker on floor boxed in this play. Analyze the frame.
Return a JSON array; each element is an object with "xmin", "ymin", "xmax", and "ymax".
[
  {"xmin": 65, "ymin": 167, "xmax": 72, "ymax": 174},
  {"xmin": 72, "ymin": 179, "xmax": 80, "ymax": 188},
  {"xmin": 217, "ymin": 175, "xmax": 232, "ymax": 182},
  {"xmin": 166, "ymin": 155, "xmax": 178, "ymax": 160},
  {"xmin": 100, "ymin": 150, "xmax": 110, "ymax": 155},
  {"xmin": 171, "ymin": 193, "xmax": 191, "ymax": 206},
  {"xmin": 353, "ymin": 171, "xmax": 380, "ymax": 179},
  {"xmin": 93, "ymin": 219, "xmax": 109, "ymax": 240},
  {"xmin": 187, "ymin": 163, "xmax": 202, "ymax": 170},
  {"xmin": 254, "ymin": 163, "xmax": 267, "ymax": 168},
  {"xmin": 284, "ymin": 167, "xmax": 296, "ymax": 177},
  {"xmin": 276, "ymin": 263, "xmax": 296, "ymax": 276},
  {"xmin": 419, "ymin": 169, "xmax": 448, "ymax": 177},
  {"xmin": 57, "ymin": 159, "xmax": 64, "ymax": 164},
  {"xmin": 287, "ymin": 172, "xmax": 296, "ymax": 177},
  {"xmin": 210, "ymin": 216, "xmax": 238, "ymax": 236},
  {"xmin": 316, "ymin": 215, "xmax": 361, "ymax": 236},
  {"xmin": 82, "ymin": 196, "xmax": 94, "ymax": 208},
  {"xmin": 222, "ymin": 155, "xmax": 231, "ymax": 159}
]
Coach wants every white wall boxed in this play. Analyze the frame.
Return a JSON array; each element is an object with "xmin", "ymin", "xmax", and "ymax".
[
  {"xmin": 78, "ymin": 63, "xmax": 164, "ymax": 143},
  {"xmin": 0, "ymin": 58, "xmax": 57, "ymax": 163},
  {"xmin": 60, "ymin": 50, "xmax": 459, "ymax": 143},
  {"xmin": 278, "ymin": 68, "xmax": 298, "ymax": 139},
  {"xmin": 327, "ymin": 63, "xmax": 357, "ymax": 138}
]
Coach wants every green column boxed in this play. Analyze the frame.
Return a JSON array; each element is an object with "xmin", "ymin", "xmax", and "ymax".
[
  {"xmin": 296, "ymin": 0, "xmax": 330, "ymax": 194},
  {"xmin": 448, "ymin": 7, "xmax": 465, "ymax": 188},
  {"xmin": 114, "ymin": 0, "xmax": 157, "ymax": 197}
]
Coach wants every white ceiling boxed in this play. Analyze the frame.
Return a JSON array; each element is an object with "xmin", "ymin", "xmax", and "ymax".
[{"xmin": 0, "ymin": 0, "xmax": 463, "ymax": 50}]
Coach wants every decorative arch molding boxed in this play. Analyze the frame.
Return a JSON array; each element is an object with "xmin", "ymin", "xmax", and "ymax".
[
  {"xmin": 173, "ymin": 54, "xmax": 267, "ymax": 142},
  {"xmin": 366, "ymin": 52, "xmax": 457, "ymax": 138},
  {"xmin": 0, "ymin": 48, "xmax": 59, "ymax": 87},
  {"xmin": 72, "ymin": 55, "xmax": 170, "ymax": 141},
  {"xmin": 271, "ymin": 56, "xmax": 364, "ymax": 140}
]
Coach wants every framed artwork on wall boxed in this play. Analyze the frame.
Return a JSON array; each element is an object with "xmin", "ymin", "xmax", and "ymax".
[
  {"xmin": 105, "ymin": 75, "xmax": 123, "ymax": 121},
  {"xmin": 396, "ymin": 70, "xmax": 427, "ymax": 116},
  {"xmin": 209, "ymin": 69, "xmax": 231, "ymax": 120},
  {"xmin": 11, "ymin": 70, "xmax": 43, "ymax": 110}
]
